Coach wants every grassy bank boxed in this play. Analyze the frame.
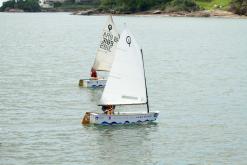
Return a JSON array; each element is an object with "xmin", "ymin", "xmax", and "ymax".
[{"xmin": 195, "ymin": 0, "xmax": 231, "ymax": 10}]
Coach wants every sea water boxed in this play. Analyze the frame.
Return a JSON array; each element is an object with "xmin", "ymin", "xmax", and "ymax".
[{"xmin": 0, "ymin": 13, "xmax": 247, "ymax": 164}]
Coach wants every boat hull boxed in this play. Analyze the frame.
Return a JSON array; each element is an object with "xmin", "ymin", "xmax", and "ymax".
[
  {"xmin": 79, "ymin": 78, "xmax": 107, "ymax": 88},
  {"xmin": 82, "ymin": 111, "xmax": 159, "ymax": 125}
]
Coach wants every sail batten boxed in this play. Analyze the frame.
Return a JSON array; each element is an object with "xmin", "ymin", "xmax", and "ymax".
[
  {"xmin": 99, "ymin": 27, "xmax": 147, "ymax": 106},
  {"xmin": 92, "ymin": 16, "xmax": 119, "ymax": 71}
]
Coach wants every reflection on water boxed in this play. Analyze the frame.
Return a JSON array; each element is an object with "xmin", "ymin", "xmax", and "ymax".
[
  {"xmin": 84, "ymin": 88, "xmax": 103, "ymax": 103},
  {"xmin": 83, "ymin": 123, "xmax": 158, "ymax": 165}
]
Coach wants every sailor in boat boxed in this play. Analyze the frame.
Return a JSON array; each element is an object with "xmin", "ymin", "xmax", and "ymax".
[
  {"xmin": 102, "ymin": 105, "xmax": 115, "ymax": 115},
  {"xmin": 90, "ymin": 68, "xmax": 98, "ymax": 80},
  {"xmin": 81, "ymin": 26, "xmax": 159, "ymax": 125},
  {"xmin": 78, "ymin": 16, "xmax": 120, "ymax": 88}
]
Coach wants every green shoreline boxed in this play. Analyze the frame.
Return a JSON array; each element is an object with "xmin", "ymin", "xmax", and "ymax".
[
  {"xmin": 2, "ymin": 8, "xmax": 246, "ymax": 19},
  {"xmin": 1, "ymin": 0, "xmax": 246, "ymax": 17},
  {"xmin": 1, "ymin": 0, "xmax": 246, "ymax": 18},
  {"xmin": 70, "ymin": 9, "xmax": 247, "ymax": 18}
]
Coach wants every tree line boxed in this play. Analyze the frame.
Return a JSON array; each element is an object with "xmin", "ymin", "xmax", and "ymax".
[
  {"xmin": 0, "ymin": 0, "xmax": 41, "ymax": 12},
  {"xmin": 99, "ymin": 0, "xmax": 199, "ymax": 13},
  {"xmin": 1, "ymin": 0, "xmax": 246, "ymax": 15},
  {"xmin": 230, "ymin": 0, "xmax": 247, "ymax": 15}
]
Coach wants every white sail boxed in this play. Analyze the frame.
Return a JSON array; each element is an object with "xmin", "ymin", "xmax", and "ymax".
[
  {"xmin": 92, "ymin": 16, "xmax": 120, "ymax": 71},
  {"xmin": 100, "ymin": 27, "xmax": 147, "ymax": 105}
]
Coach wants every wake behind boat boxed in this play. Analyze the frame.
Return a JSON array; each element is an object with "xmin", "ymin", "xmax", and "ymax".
[
  {"xmin": 82, "ymin": 26, "xmax": 159, "ymax": 125},
  {"xmin": 79, "ymin": 15, "xmax": 120, "ymax": 88}
]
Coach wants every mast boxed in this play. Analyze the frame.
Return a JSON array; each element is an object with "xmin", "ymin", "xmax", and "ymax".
[{"xmin": 140, "ymin": 49, "xmax": 149, "ymax": 113}]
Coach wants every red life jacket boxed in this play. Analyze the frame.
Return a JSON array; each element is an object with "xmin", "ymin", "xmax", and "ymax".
[{"xmin": 91, "ymin": 70, "xmax": 97, "ymax": 78}]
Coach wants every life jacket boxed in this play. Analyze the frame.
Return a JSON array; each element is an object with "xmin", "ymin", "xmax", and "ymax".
[
  {"xmin": 90, "ymin": 68, "xmax": 97, "ymax": 78},
  {"xmin": 91, "ymin": 70, "xmax": 97, "ymax": 78}
]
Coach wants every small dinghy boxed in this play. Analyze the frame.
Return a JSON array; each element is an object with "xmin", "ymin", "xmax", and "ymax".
[
  {"xmin": 79, "ymin": 15, "xmax": 120, "ymax": 88},
  {"xmin": 82, "ymin": 26, "xmax": 159, "ymax": 125}
]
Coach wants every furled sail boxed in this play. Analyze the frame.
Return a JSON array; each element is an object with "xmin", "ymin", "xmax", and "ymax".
[
  {"xmin": 92, "ymin": 15, "xmax": 120, "ymax": 71},
  {"xmin": 100, "ymin": 27, "xmax": 147, "ymax": 105}
]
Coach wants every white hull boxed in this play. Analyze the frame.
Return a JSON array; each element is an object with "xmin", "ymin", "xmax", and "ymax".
[
  {"xmin": 82, "ymin": 111, "xmax": 159, "ymax": 125},
  {"xmin": 79, "ymin": 78, "xmax": 107, "ymax": 88}
]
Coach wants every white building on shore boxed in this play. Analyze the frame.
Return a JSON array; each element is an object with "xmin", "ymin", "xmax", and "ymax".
[
  {"xmin": 39, "ymin": 0, "xmax": 72, "ymax": 8},
  {"xmin": 0, "ymin": 0, "xmax": 9, "ymax": 7}
]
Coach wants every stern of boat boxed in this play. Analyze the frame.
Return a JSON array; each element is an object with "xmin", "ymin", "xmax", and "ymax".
[
  {"xmin": 79, "ymin": 79, "xmax": 107, "ymax": 88},
  {"xmin": 81, "ymin": 112, "xmax": 91, "ymax": 124},
  {"xmin": 79, "ymin": 79, "xmax": 86, "ymax": 87}
]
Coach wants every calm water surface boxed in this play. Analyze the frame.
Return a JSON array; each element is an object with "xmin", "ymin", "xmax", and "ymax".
[{"xmin": 0, "ymin": 13, "xmax": 247, "ymax": 165}]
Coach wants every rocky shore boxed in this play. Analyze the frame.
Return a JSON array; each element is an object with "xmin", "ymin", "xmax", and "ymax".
[
  {"xmin": 71, "ymin": 9, "xmax": 246, "ymax": 18},
  {"xmin": 2, "ymin": 7, "xmax": 246, "ymax": 18}
]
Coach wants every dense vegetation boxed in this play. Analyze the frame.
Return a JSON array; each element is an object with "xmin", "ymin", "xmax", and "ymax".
[
  {"xmin": 0, "ymin": 0, "xmax": 41, "ymax": 12},
  {"xmin": 99, "ymin": 0, "xmax": 199, "ymax": 13},
  {"xmin": 230, "ymin": 0, "xmax": 247, "ymax": 15},
  {"xmin": 52, "ymin": 1, "xmax": 99, "ymax": 10},
  {"xmin": 1, "ymin": 0, "xmax": 246, "ymax": 15},
  {"xmin": 195, "ymin": 0, "xmax": 230, "ymax": 10}
]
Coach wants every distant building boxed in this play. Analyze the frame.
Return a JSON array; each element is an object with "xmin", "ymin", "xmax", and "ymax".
[
  {"xmin": 0, "ymin": 0, "xmax": 9, "ymax": 7},
  {"xmin": 38, "ymin": 0, "xmax": 98, "ymax": 8},
  {"xmin": 39, "ymin": 0, "xmax": 54, "ymax": 8},
  {"xmin": 39, "ymin": 0, "xmax": 68, "ymax": 8}
]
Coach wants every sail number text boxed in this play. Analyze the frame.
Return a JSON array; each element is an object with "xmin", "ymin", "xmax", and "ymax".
[{"xmin": 100, "ymin": 32, "xmax": 119, "ymax": 52}]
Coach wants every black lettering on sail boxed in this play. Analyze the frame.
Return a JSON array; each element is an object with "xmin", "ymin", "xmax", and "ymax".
[{"xmin": 100, "ymin": 32, "xmax": 119, "ymax": 52}]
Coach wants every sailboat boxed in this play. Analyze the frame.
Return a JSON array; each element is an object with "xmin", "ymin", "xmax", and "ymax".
[
  {"xmin": 82, "ymin": 26, "xmax": 159, "ymax": 125},
  {"xmin": 79, "ymin": 15, "xmax": 120, "ymax": 88}
]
